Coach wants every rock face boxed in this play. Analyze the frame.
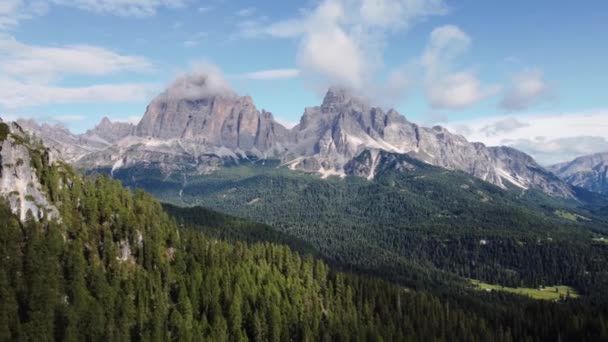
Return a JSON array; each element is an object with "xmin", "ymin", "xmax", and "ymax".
[
  {"xmin": 76, "ymin": 74, "xmax": 293, "ymax": 176},
  {"xmin": 0, "ymin": 120, "xmax": 59, "ymax": 221},
  {"xmin": 344, "ymin": 149, "xmax": 416, "ymax": 180},
  {"xmin": 135, "ymin": 74, "xmax": 291, "ymax": 153},
  {"xmin": 17, "ymin": 117, "xmax": 137, "ymax": 163},
  {"xmin": 17, "ymin": 119, "xmax": 108, "ymax": 162},
  {"xmin": 285, "ymin": 88, "xmax": 575, "ymax": 198},
  {"xmin": 84, "ymin": 117, "xmax": 135, "ymax": 144},
  {"xmin": 549, "ymin": 152, "xmax": 608, "ymax": 195},
  {"xmin": 487, "ymin": 146, "xmax": 573, "ymax": 197}
]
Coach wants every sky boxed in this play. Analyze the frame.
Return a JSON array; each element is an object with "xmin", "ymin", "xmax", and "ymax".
[{"xmin": 0, "ymin": 0, "xmax": 607, "ymax": 164}]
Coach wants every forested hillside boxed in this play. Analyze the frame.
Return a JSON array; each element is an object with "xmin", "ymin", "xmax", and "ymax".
[{"xmin": 104, "ymin": 155, "xmax": 608, "ymax": 302}]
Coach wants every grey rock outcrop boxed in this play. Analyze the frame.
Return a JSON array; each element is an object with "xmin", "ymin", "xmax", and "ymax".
[
  {"xmin": 84, "ymin": 117, "xmax": 135, "ymax": 144},
  {"xmin": 548, "ymin": 152, "xmax": 608, "ymax": 195},
  {"xmin": 135, "ymin": 74, "xmax": 292, "ymax": 153},
  {"xmin": 17, "ymin": 119, "xmax": 108, "ymax": 162},
  {"xmin": 0, "ymin": 120, "xmax": 59, "ymax": 221}
]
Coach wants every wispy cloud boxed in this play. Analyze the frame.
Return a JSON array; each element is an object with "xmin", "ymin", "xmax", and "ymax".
[
  {"xmin": 0, "ymin": 35, "xmax": 153, "ymax": 82},
  {"xmin": 242, "ymin": 68, "xmax": 301, "ymax": 80},
  {"xmin": 197, "ymin": 6, "xmax": 211, "ymax": 13},
  {"xmin": 51, "ymin": 0, "xmax": 188, "ymax": 17},
  {"xmin": 2, "ymin": 0, "xmax": 186, "ymax": 29},
  {"xmin": 443, "ymin": 110, "xmax": 608, "ymax": 164},
  {"xmin": 0, "ymin": 78, "xmax": 157, "ymax": 107},
  {"xmin": 54, "ymin": 115, "xmax": 86, "ymax": 121},
  {"xmin": 508, "ymin": 136, "xmax": 608, "ymax": 165},
  {"xmin": 182, "ymin": 31, "xmax": 207, "ymax": 48},
  {"xmin": 236, "ymin": 0, "xmax": 448, "ymax": 95},
  {"xmin": 421, "ymin": 25, "xmax": 500, "ymax": 109},
  {"xmin": 162, "ymin": 63, "xmax": 236, "ymax": 102},
  {"xmin": 236, "ymin": 7, "xmax": 256, "ymax": 17},
  {"xmin": 500, "ymin": 68, "xmax": 553, "ymax": 111},
  {"xmin": 0, "ymin": 35, "xmax": 155, "ymax": 109},
  {"xmin": 105, "ymin": 115, "xmax": 142, "ymax": 124},
  {"xmin": 479, "ymin": 118, "xmax": 529, "ymax": 137},
  {"xmin": 0, "ymin": 0, "xmax": 48, "ymax": 29}
]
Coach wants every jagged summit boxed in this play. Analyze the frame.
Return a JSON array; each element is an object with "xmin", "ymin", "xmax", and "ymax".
[
  {"xmin": 99, "ymin": 116, "xmax": 112, "ymax": 126},
  {"xmin": 549, "ymin": 152, "xmax": 608, "ymax": 195},
  {"xmin": 86, "ymin": 117, "xmax": 135, "ymax": 144},
  {"xmin": 134, "ymin": 72, "xmax": 291, "ymax": 152},
  {"xmin": 320, "ymin": 87, "xmax": 369, "ymax": 111}
]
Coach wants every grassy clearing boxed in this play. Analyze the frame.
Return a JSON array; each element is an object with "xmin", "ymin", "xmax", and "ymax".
[
  {"xmin": 554, "ymin": 210, "xmax": 590, "ymax": 222},
  {"xmin": 592, "ymin": 237, "xmax": 608, "ymax": 244},
  {"xmin": 470, "ymin": 279, "xmax": 578, "ymax": 301}
]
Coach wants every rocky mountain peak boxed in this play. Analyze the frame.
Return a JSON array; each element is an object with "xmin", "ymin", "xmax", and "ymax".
[
  {"xmin": 549, "ymin": 152, "xmax": 608, "ymax": 195},
  {"xmin": 134, "ymin": 72, "xmax": 291, "ymax": 153},
  {"xmin": 160, "ymin": 71, "xmax": 237, "ymax": 103},
  {"xmin": 321, "ymin": 87, "xmax": 368, "ymax": 113},
  {"xmin": 85, "ymin": 117, "xmax": 135, "ymax": 144},
  {"xmin": 95, "ymin": 116, "xmax": 115, "ymax": 129}
]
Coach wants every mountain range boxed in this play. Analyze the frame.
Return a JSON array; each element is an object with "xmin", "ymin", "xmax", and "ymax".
[
  {"xmin": 15, "ymin": 72, "xmax": 580, "ymax": 199},
  {"xmin": 549, "ymin": 152, "xmax": 608, "ymax": 195}
]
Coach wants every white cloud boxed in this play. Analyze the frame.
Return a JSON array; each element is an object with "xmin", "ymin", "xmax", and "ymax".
[
  {"xmin": 54, "ymin": 115, "xmax": 86, "ymax": 121},
  {"xmin": 51, "ymin": 0, "xmax": 188, "ymax": 17},
  {"xmin": 382, "ymin": 65, "xmax": 414, "ymax": 101},
  {"xmin": 421, "ymin": 25, "xmax": 471, "ymax": 72},
  {"xmin": 443, "ymin": 111, "xmax": 608, "ymax": 164},
  {"xmin": 1, "ymin": 0, "xmax": 182, "ymax": 29},
  {"xmin": 182, "ymin": 31, "xmax": 207, "ymax": 48},
  {"xmin": 479, "ymin": 118, "xmax": 529, "ymax": 136},
  {"xmin": 108, "ymin": 115, "xmax": 141, "ymax": 124},
  {"xmin": 298, "ymin": 19, "xmax": 365, "ymax": 87},
  {"xmin": 0, "ymin": 35, "xmax": 155, "ymax": 109},
  {"xmin": 247, "ymin": 0, "xmax": 446, "ymax": 92},
  {"xmin": 275, "ymin": 117, "xmax": 298, "ymax": 129},
  {"xmin": 197, "ymin": 6, "xmax": 211, "ymax": 13},
  {"xmin": 0, "ymin": 78, "xmax": 157, "ymax": 107},
  {"xmin": 359, "ymin": 0, "xmax": 447, "ymax": 30},
  {"xmin": 0, "ymin": 0, "xmax": 48, "ymax": 28},
  {"xmin": 0, "ymin": 35, "xmax": 153, "ymax": 81},
  {"xmin": 508, "ymin": 136, "xmax": 608, "ymax": 165},
  {"xmin": 277, "ymin": 0, "xmax": 367, "ymax": 88},
  {"xmin": 236, "ymin": 7, "xmax": 255, "ymax": 17},
  {"xmin": 426, "ymin": 71, "xmax": 500, "ymax": 109},
  {"xmin": 500, "ymin": 68, "xmax": 552, "ymax": 110},
  {"xmin": 162, "ymin": 63, "xmax": 236, "ymax": 102},
  {"xmin": 242, "ymin": 68, "xmax": 300, "ymax": 80},
  {"xmin": 421, "ymin": 25, "xmax": 500, "ymax": 109},
  {"xmin": 123, "ymin": 115, "xmax": 142, "ymax": 124}
]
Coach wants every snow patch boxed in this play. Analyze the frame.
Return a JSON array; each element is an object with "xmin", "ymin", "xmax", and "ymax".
[
  {"xmin": 111, "ymin": 156, "xmax": 124, "ymax": 175},
  {"xmin": 367, "ymin": 149, "xmax": 380, "ymax": 180},
  {"xmin": 495, "ymin": 168, "xmax": 529, "ymax": 189},
  {"xmin": 282, "ymin": 157, "xmax": 304, "ymax": 170},
  {"xmin": 319, "ymin": 167, "xmax": 345, "ymax": 179}
]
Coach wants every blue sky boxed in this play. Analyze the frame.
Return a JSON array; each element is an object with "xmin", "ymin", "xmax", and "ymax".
[{"xmin": 1, "ymin": 0, "xmax": 607, "ymax": 163}]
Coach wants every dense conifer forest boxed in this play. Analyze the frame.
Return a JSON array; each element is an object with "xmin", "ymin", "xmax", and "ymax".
[{"xmin": 108, "ymin": 158, "xmax": 608, "ymax": 304}]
